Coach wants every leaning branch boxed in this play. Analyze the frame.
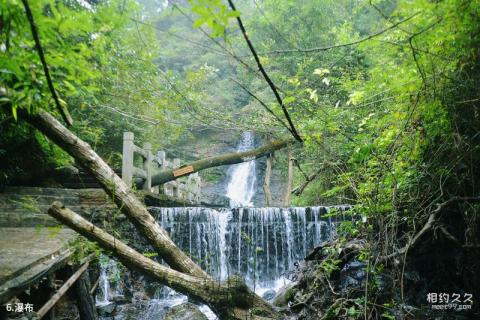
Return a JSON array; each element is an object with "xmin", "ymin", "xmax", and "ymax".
[
  {"xmin": 36, "ymin": 254, "xmax": 94, "ymax": 318},
  {"xmin": 47, "ymin": 203, "xmax": 221, "ymax": 301},
  {"xmin": 146, "ymin": 138, "xmax": 295, "ymax": 188},
  {"xmin": 254, "ymin": 13, "xmax": 420, "ymax": 56},
  {"xmin": 381, "ymin": 196, "xmax": 480, "ymax": 261},
  {"xmin": 292, "ymin": 167, "xmax": 323, "ymax": 196},
  {"xmin": 227, "ymin": 0, "xmax": 302, "ymax": 142},
  {"xmin": 230, "ymin": 77, "xmax": 294, "ymax": 135},
  {"xmin": 21, "ymin": 0, "xmax": 73, "ymax": 126}
]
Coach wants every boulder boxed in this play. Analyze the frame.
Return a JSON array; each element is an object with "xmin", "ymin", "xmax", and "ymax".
[
  {"xmin": 163, "ymin": 303, "xmax": 208, "ymax": 320},
  {"xmin": 112, "ymin": 295, "xmax": 129, "ymax": 305},
  {"xmin": 340, "ymin": 258, "xmax": 366, "ymax": 292},
  {"xmin": 272, "ymin": 282, "xmax": 298, "ymax": 307},
  {"xmin": 97, "ymin": 301, "xmax": 116, "ymax": 316}
]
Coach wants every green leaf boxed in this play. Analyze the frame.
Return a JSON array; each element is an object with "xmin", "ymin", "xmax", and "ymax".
[{"xmin": 11, "ymin": 105, "xmax": 17, "ymax": 121}]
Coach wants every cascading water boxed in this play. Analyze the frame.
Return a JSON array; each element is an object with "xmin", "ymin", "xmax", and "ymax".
[
  {"xmin": 96, "ymin": 255, "xmax": 122, "ymax": 306},
  {"xmin": 96, "ymin": 263, "xmax": 110, "ymax": 305},
  {"xmin": 226, "ymin": 131, "xmax": 257, "ymax": 207},
  {"xmin": 150, "ymin": 206, "xmax": 344, "ymax": 292}
]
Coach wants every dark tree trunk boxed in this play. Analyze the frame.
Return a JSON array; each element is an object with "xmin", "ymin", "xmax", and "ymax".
[
  {"xmin": 21, "ymin": 110, "xmax": 207, "ymax": 279},
  {"xmin": 73, "ymin": 270, "xmax": 97, "ymax": 320},
  {"xmin": 283, "ymin": 147, "xmax": 293, "ymax": 206}
]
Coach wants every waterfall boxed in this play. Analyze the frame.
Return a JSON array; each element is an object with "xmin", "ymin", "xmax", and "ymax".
[
  {"xmin": 226, "ymin": 132, "xmax": 257, "ymax": 207},
  {"xmin": 96, "ymin": 255, "xmax": 122, "ymax": 306},
  {"xmin": 97, "ymin": 263, "xmax": 110, "ymax": 305},
  {"xmin": 150, "ymin": 206, "xmax": 346, "ymax": 289}
]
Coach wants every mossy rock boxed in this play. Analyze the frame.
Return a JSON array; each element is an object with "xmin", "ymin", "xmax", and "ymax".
[
  {"xmin": 163, "ymin": 303, "xmax": 208, "ymax": 320},
  {"xmin": 272, "ymin": 283, "xmax": 298, "ymax": 307}
]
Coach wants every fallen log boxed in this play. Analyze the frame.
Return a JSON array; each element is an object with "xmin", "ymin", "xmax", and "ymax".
[
  {"xmin": 143, "ymin": 138, "xmax": 295, "ymax": 188},
  {"xmin": 47, "ymin": 202, "xmax": 279, "ymax": 319}
]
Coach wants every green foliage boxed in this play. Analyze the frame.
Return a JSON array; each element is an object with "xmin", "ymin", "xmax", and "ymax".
[
  {"xmin": 69, "ymin": 237, "xmax": 101, "ymax": 264},
  {"xmin": 318, "ymin": 257, "xmax": 341, "ymax": 278},
  {"xmin": 143, "ymin": 252, "xmax": 158, "ymax": 258},
  {"xmin": 189, "ymin": 0, "xmax": 239, "ymax": 37},
  {"xmin": 0, "ymin": 0, "xmax": 193, "ymax": 183}
]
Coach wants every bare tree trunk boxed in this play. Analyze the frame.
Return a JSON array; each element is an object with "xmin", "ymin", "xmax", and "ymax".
[
  {"xmin": 283, "ymin": 147, "xmax": 293, "ymax": 206},
  {"xmin": 146, "ymin": 138, "xmax": 294, "ymax": 188},
  {"xmin": 48, "ymin": 202, "xmax": 279, "ymax": 319},
  {"xmin": 263, "ymin": 154, "xmax": 273, "ymax": 206}
]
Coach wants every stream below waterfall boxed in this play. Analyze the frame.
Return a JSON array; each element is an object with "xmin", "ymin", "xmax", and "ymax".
[{"xmin": 96, "ymin": 132, "xmax": 349, "ymax": 319}]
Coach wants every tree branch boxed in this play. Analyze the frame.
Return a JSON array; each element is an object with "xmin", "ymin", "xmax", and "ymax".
[
  {"xmin": 291, "ymin": 167, "xmax": 323, "ymax": 196},
  {"xmin": 47, "ymin": 202, "xmax": 279, "ymax": 319},
  {"xmin": 227, "ymin": 0, "xmax": 302, "ymax": 142},
  {"xmin": 381, "ymin": 196, "xmax": 480, "ymax": 261},
  {"xmin": 230, "ymin": 77, "xmax": 294, "ymax": 135},
  {"xmin": 21, "ymin": 0, "xmax": 73, "ymax": 126},
  {"xmin": 20, "ymin": 109, "xmax": 207, "ymax": 279},
  {"xmin": 253, "ymin": 13, "xmax": 420, "ymax": 56}
]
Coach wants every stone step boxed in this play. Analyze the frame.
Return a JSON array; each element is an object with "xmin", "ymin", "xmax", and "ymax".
[
  {"xmin": 0, "ymin": 187, "xmax": 120, "ymax": 228},
  {"xmin": 1, "ymin": 187, "xmax": 88, "ymax": 197},
  {"xmin": 61, "ymin": 183, "xmax": 102, "ymax": 189},
  {"xmin": 0, "ymin": 187, "xmax": 111, "ymax": 202},
  {"xmin": 0, "ymin": 199, "xmax": 111, "ymax": 211},
  {"xmin": 0, "ymin": 194, "xmax": 80, "ymax": 206},
  {"xmin": 0, "ymin": 213, "xmax": 58, "ymax": 227},
  {"xmin": 0, "ymin": 205, "xmax": 120, "ymax": 228},
  {"xmin": 0, "ymin": 204, "xmax": 115, "ymax": 215}
]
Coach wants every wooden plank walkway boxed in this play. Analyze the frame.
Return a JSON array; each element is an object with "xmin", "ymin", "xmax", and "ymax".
[{"xmin": 0, "ymin": 227, "xmax": 76, "ymax": 304}]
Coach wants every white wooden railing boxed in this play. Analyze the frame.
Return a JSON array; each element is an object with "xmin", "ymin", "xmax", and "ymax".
[{"xmin": 121, "ymin": 132, "xmax": 201, "ymax": 203}]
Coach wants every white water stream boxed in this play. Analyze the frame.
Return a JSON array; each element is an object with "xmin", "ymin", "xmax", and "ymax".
[{"xmin": 226, "ymin": 131, "xmax": 257, "ymax": 207}]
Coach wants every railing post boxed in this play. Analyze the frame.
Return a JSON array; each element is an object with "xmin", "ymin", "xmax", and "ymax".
[
  {"xmin": 194, "ymin": 173, "xmax": 201, "ymax": 203},
  {"xmin": 156, "ymin": 151, "xmax": 166, "ymax": 167},
  {"xmin": 156, "ymin": 151, "xmax": 167, "ymax": 194},
  {"xmin": 143, "ymin": 143, "xmax": 152, "ymax": 191},
  {"xmin": 172, "ymin": 158, "xmax": 180, "ymax": 198},
  {"xmin": 122, "ymin": 132, "xmax": 134, "ymax": 187},
  {"xmin": 186, "ymin": 176, "xmax": 193, "ymax": 202}
]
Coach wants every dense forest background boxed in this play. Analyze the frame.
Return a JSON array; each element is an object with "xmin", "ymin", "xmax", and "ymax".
[{"xmin": 1, "ymin": 0, "xmax": 479, "ymax": 318}]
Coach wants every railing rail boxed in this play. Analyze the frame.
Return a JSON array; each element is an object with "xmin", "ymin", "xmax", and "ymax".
[{"xmin": 121, "ymin": 132, "xmax": 201, "ymax": 203}]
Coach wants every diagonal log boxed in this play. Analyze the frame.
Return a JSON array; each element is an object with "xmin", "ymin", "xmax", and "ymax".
[
  {"xmin": 20, "ymin": 109, "xmax": 207, "ymax": 278},
  {"xmin": 47, "ymin": 202, "xmax": 279, "ymax": 320},
  {"xmin": 146, "ymin": 138, "xmax": 294, "ymax": 188}
]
